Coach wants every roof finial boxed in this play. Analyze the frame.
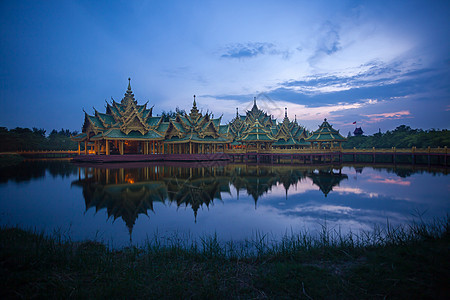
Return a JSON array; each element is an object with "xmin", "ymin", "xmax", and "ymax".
[
  {"xmin": 295, "ymin": 114, "xmax": 297, "ymax": 122},
  {"xmin": 128, "ymin": 77, "xmax": 131, "ymax": 90},
  {"xmin": 254, "ymin": 96, "xmax": 256, "ymax": 106},
  {"xmin": 285, "ymin": 107, "xmax": 287, "ymax": 118},
  {"xmin": 324, "ymin": 118, "xmax": 327, "ymax": 122},
  {"xmin": 193, "ymin": 95, "xmax": 197, "ymax": 106},
  {"xmin": 236, "ymin": 107, "xmax": 239, "ymax": 117}
]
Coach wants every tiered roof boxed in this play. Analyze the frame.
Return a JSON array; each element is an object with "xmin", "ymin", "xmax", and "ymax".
[
  {"xmin": 228, "ymin": 98, "xmax": 275, "ymax": 141},
  {"xmin": 272, "ymin": 109, "xmax": 309, "ymax": 146},
  {"xmin": 74, "ymin": 81, "xmax": 230, "ymax": 143},
  {"xmin": 78, "ymin": 78, "xmax": 164, "ymax": 141},
  {"xmin": 239, "ymin": 118, "xmax": 275, "ymax": 142},
  {"xmin": 164, "ymin": 96, "xmax": 230, "ymax": 144},
  {"xmin": 306, "ymin": 118, "xmax": 346, "ymax": 143},
  {"xmin": 72, "ymin": 80, "xmax": 346, "ymax": 148}
]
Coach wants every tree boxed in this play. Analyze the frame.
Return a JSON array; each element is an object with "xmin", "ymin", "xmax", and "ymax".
[{"xmin": 343, "ymin": 125, "xmax": 450, "ymax": 149}]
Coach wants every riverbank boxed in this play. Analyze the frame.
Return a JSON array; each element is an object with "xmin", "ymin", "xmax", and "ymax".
[{"xmin": 1, "ymin": 219, "xmax": 448, "ymax": 299}]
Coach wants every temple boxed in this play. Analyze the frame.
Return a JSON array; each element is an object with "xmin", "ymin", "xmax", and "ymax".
[{"xmin": 71, "ymin": 79, "xmax": 346, "ymax": 155}]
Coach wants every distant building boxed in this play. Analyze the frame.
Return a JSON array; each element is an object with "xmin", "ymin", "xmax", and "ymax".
[
  {"xmin": 306, "ymin": 118, "xmax": 347, "ymax": 149},
  {"xmin": 353, "ymin": 127, "xmax": 364, "ymax": 136}
]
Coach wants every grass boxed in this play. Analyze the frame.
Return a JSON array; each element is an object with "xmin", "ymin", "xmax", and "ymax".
[{"xmin": 0, "ymin": 217, "xmax": 449, "ymax": 299}]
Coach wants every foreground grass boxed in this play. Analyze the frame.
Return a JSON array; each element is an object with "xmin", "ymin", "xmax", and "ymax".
[{"xmin": 1, "ymin": 219, "xmax": 449, "ymax": 299}]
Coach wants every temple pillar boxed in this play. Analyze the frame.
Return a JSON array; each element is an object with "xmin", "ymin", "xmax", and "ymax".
[
  {"xmin": 189, "ymin": 142, "xmax": 192, "ymax": 154},
  {"xmin": 119, "ymin": 141, "xmax": 124, "ymax": 155},
  {"xmin": 77, "ymin": 142, "xmax": 81, "ymax": 155},
  {"xmin": 106, "ymin": 140, "xmax": 110, "ymax": 155},
  {"xmin": 84, "ymin": 141, "xmax": 88, "ymax": 155}
]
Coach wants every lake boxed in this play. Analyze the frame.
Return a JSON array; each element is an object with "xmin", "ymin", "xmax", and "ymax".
[{"xmin": 0, "ymin": 160, "xmax": 448, "ymax": 248}]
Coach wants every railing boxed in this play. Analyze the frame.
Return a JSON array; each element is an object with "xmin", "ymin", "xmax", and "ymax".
[
  {"xmin": 341, "ymin": 147, "xmax": 448, "ymax": 154},
  {"xmin": 224, "ymin": 148, "xmax": 342, "ymax": 154},
  {"xmin": 16, "ymin": 150, "xmax": 79, "ymax": 154},
  {"xmin": 224, "ymin": 147, "xmax": 448, "ymax": 155}
]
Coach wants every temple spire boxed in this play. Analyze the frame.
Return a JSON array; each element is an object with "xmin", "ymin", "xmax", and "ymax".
[
  {"xmin": 189, "ymin": 95, "xmax": 200, "ymax": 120},
  {"xmin": 285, "ymin": 107, "xmax": 287, "ymax": 118},
  {"xmin": 236, "ymin": 107, "xmax": 239, "ymax": 117},
  {"xmin": 122, "ymin": 77, "xmax": 136, "ymax": 105},
  {"xmin": 251, "ymin": 96, "xmax": 258, "ymax": 111}
]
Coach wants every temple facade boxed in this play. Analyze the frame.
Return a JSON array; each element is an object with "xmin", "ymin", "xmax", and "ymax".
[{"xmin": 71, "ymin": 79, "xmax": 346, "ymax": 155}]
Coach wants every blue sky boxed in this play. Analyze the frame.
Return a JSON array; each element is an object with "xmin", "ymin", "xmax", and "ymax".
[{"xmin": 1, "ymin": 0, "xmax": 449, "ymax": 135}]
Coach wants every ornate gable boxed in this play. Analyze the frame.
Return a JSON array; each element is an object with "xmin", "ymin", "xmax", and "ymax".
[
  {"xmin": 165, "ymin": 120, "xmax": 184, "ymax": 139},
  {"xmin": 121, "ymin": 114, "xmax": 149, "ymax": 135},
  {"xmin": 198, "ymin": 121, "xmax": 219, "ymax": 138}
]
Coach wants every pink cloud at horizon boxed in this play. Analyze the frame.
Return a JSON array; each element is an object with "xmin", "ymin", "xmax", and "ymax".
[
  {"xmin": 364, "ymin": 110, "xmax": 412, "ymax": 123},
  {"xmin": 363, "ymin": 110, "xmax": 412, "ymax": 123}
]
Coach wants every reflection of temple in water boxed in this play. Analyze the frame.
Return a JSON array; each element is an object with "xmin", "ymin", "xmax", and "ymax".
[
  {"xmin": 71, "ymin": 164, "xmax": 348, "ymax": 235},
  {"xmin": 307, "ymin": 169, "xmax": 348, "ymax": 197}
]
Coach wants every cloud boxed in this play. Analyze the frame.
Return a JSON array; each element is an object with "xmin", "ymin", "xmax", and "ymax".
[
  {"xmin": 308, "ymin": 22, "xmax": 341, "ymax": 65},
  {"xmin": 275, "ymin": 60, "xmax": 430, "ymax": 98},
  {"xmin": 221, "ymin": 42, "xmax": 290, "ymax": 59},
  {"xmin": 367, "ymin": 178, "xmax": 411, "ymax": 186},
  {"xmin": 333, "ymin": 187, "xmax": 379, "ymax": 198},
  {"xmin": 363, "ymin": 110, "xmax": 412, "ymax": 123}
]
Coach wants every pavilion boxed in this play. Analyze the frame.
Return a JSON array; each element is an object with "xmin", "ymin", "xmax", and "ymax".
[
  {"xmin": 306, "ymin": 118, "xmax": 347, "ymax": 149},
  {"xmin": 71, "ymin": 79, "xmax": 347, "ymax": 156}
]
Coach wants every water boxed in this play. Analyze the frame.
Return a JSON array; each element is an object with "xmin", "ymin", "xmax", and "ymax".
[{"xmin": 0, "ymin": 160, "xmax": 448, "ymax": 248}]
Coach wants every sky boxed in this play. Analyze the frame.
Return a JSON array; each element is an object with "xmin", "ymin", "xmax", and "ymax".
[{"xmin": 1, "ymin": 0, "xmax": 449, "ymax": 135}]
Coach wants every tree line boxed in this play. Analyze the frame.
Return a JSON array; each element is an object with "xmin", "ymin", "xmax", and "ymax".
[
  {"xmin": 0, "ymin": 124, "xmax": 449, "ymax": 152},
  {"xmin": 344, "ymin": 125, "xmax": 450, "ymax": 149},
  {"xmin": 0, "ymin": 127, "xmax": 79, "ymax": 152}
]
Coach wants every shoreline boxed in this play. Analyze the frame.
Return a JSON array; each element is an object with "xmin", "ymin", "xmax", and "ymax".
[{"xmin": 1, "ymin": 218, "xmax": 448, "ymax": 298}]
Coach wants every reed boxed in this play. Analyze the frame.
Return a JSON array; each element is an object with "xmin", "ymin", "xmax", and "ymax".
[{"xmin": 1, "ymin": 216, "xmax": 448, "ymax": 299}]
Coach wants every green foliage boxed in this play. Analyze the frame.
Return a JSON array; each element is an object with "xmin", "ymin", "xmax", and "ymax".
[
  {"xmin": 158, "ymin": 107, "xmax": 186, "ymax": 122},
  {"xmin": 344, "ymin": 125, "xmax": 450, "ymax": 148},
  {"xmin": 0, "ymin": 127, "xmax": 79, "ymax": 151}
]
